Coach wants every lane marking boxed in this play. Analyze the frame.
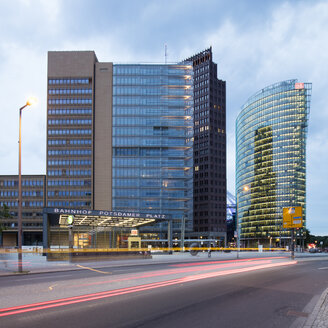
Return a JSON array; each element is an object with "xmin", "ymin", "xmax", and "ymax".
[
  {"xmin": 318, "ymin": 267, "xmax": 328, "ymax": 270},
  {"xmin": 76, "ymin": 265, "xmax": 110, "ymax": 274}
]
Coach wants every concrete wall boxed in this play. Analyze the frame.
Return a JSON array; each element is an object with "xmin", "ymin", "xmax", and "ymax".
[{"xmin": 93, "ymin": 62, "xmax": 113, "ymax": 210}]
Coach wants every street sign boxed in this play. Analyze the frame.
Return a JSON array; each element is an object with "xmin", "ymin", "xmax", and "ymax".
[{"xmin": 283, "ymin": 207, "xmax": 303, "ymax": 228}]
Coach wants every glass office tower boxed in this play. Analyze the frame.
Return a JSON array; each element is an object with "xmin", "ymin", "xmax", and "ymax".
[
  {"xmin": 236, "ymin": 80, "xmax": 311, "ymax": 247},
  {"xmin": 112, "ymin": 64, "xmax": 194, "ymax": 232}
]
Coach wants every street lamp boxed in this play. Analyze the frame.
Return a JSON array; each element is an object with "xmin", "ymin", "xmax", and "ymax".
[
  {"xmin": 18, "ymin": 97, "xmax": 37, "ymax": 273},
  {"xmin": 236, "ymin": 185, "xmax": 249, "ymax": 259}
]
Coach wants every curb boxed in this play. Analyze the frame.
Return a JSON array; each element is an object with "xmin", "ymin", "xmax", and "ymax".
[{"xmin": 303, "ymin": 287, "xmax": 328, "ymax": 327}]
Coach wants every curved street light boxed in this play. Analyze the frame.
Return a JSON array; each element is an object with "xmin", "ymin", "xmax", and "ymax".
[{"xmin": 18, "ymin": 97, "xmax": 37, "ymax": 273}]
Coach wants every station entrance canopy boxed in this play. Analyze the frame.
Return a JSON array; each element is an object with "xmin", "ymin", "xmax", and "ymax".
[
  {"xmin": 47, "ymin": 208, "xmax": 169, "ymax": 228},
  {"xmin": 42, "ymin": 207, "xmax": 173, "ymax": 250}
]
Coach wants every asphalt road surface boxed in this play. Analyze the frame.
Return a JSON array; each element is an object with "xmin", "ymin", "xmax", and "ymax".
[{"xmin": 0, "ymin": 257, "xmax": 327, "ymax": 328}]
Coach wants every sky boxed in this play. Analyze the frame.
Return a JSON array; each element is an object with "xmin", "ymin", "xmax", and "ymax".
[{"xmin": 0, "ymin": 0, "xmax": 327, "ymax": 235}]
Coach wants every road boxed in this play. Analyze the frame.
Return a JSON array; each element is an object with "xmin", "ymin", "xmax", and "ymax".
[{"xmin": 0, "ymin": 256, "xmax": 327, "ymax": 328}]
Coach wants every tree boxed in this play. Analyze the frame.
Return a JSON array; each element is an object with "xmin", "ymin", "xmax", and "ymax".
[{"xmin": 0, "ymin": 204, "xmax": 12, "ymax": 232}]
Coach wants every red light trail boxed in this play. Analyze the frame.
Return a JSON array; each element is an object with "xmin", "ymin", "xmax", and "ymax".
[{"xmin": 0, "ymin": 259, "xmax": 296, "ymax": 317}]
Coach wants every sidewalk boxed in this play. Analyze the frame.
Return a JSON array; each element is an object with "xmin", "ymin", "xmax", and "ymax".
[{"xmin": 304, "ymin": 288, "xmax": 328, "ymax": 328}]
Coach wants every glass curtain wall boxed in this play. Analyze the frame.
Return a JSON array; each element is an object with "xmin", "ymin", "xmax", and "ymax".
[
  {"xmin": 112, "ymin": 64, "xmax": 194, "ymax": 234},
  {"xmin": 236, "ymin": 80, "xmax": 312, "ymax": 247}
]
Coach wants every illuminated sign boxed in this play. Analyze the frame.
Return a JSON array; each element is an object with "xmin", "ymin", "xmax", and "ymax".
[
  {"xmin": 283, "ymin": 207, "xmax": 303, "ymax": 228},
  {"xmin": 67, "ymin": 215, "xmax": 74, "ymax": 225},
  {"xmin": 47, "ymin": 207, "xmax": 168, "ymax": 219},
  {"xmin": 295, "ymin": 83, "xmax": 304, "ymax": 89}
]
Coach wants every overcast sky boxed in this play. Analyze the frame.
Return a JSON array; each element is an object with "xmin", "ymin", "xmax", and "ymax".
[{"xmin": 0, "ymin": 0, "xmax": 327, "ymax": 235}]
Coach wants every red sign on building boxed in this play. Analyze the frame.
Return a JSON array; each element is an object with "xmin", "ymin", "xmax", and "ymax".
[{"xmin": 295, "ymin": 83, "xmax": 304, "ymax": 89}]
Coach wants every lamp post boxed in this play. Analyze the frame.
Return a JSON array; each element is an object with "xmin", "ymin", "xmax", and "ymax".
[
  {"xmin": 18, "ymin": 97, "xmax": 36, "ymax": 273},
  {"xmin": 236, "ymin": 185, "xmax": 249, "ymax": 259}
]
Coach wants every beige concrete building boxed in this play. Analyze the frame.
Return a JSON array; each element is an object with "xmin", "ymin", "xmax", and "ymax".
[{"xmin": 47, "ymin": 51, "xmax": 113, "ymax": 211}]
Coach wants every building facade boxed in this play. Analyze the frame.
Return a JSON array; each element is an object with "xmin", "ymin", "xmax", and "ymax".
[
  {"xmin": 47, "ymin": 52, "xmax": 98, "ymax": 209},
  {"xmin": 112, "ymin": 64, "xmax": 194, "ymax": 235},
  {"xmin": 184, "ymin": 48, "xmax": 227, "ymax": 239},
  {"xmin": 236, "ymin": 80, "xmax": 312, "ymax": 247},
  {"xmin": 46, "ymin": 51, "xmax": 194, "ymax": 239},
  {"xmin": 1, "ymin": 49, "xmax": 228, "ymax": 246},
  {"xmin": 0, "ymin": 175, "xmax": 46, "ymax": 246}
]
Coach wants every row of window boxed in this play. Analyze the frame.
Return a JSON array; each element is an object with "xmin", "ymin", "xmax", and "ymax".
[
  {"xmin": 112, "ymin": 127, "xmax": 186, "ymax": 137},
  {"xmin": 48, "ymin": 150, "xmax": 91, "ymax": 156},
  {"xmin": 194, "ymin": 79, "xmax": 209, "ymax": 89},
  {"xmin": 194, "ymin": 118, "xmax": 209, "ymax": 126},
  {"xmin": 48, "ymin": 160, "xmax": 91, "ymax": 166},
  {"xmin": 47, "ymin": 201, "xmax": 91, "ymax": 207},
  {"xmin": 48, "ymin": 139, "xmax": 92, "ymax": 146},
  {"xmin": 113, "ymin": 117, "xmax": 188, "ymax": 126},
  {"xmin": 111, "ymin": 106, "xmax": 192, "ymax": 117},
  {"xmin": 113, "ymin": 168, "xmax": 186, "ymax": 178},
  {"xmin": 113, "ymin": 147, "xmax": 187, "ymax": 157},
  {"xmin": 0, "ymin": 191, "xmax": 43, "ymax": 197},
  {"xmin": 113, "ymin": 87, "xmax": 191, "ymax": 96},
  {"xmin": 70, "ymin": 139, "xmax": 92, "ymax": 145},
  {"xmin": 47, "ymin": 191, "xmax": 91, "ymax": 197},
  {"xmin": 48, "ymin": 108, "xmax": 92, "ymax": 115},
  {"xmin": 195, "ymin": 88, "xmax": 209, "ymax": 97},
  {"xmin": 113, "ymin": 65, "xmax": 192, "ymax": 75},
  {"xmin": 49, "ymin": 89, "xmax": 92, "ymax": 95},
  {"xmin": 194, "ymin": 104, "xmax": 209, "ymax": 112},
  {"xmin": 113, "ymin": 137, "xmax": 187, "ymax": 147},
  {"xmin": 47, "ymin": 170, "xmax": 91, "ymax": 176},
  {"xmin": 113, "ymin": 189, "xmax": 186, "ymax": 198},
  {"xmin": 0, "ymin": 201, "xmax": 43, "ymax": 207},
  {"xmin": 0, "ymin": 191, "xmax": 17, "ymax": 197},
  {"xmin": 48, "ymin": 99, "xmax": 92, "ymax": 105},
  {"xmin": 194, "ymin": 65, "xmax": 209, "ymax": 74},
  {"xmin": 195, "ymin": 95, "xmax": 209, "ymax": 103},
  {"xmin": 0, "ymin": 180, "xmax": 44, "ymax": 187},
  {"xmin": 112, "ymin": 178, "xmax": 185, "ymax": 188},
  {"xmin": 113, "ymin": 97, "xmax": 188, "ymax": 106},
  {"xmin": 113, "ymin": 158, "xmax": 187, "ymax": 167},
  {"xmin": 47, "ymin": 179, "xmax": 91, "ymax": 186},
  {"xmin": 113, "ymin": 77, "xmax": 190, "ymax": 86},
  {"xmin": 49, "ymin": 79, "xmax": 90, "ymax": 85},
  {"xmin": 48, "ymin": 119, "xmax": 92, "ymax": 125},
  {"xmin": 48, "ymin": 129, "xmax": 92, "ymax": 135}
]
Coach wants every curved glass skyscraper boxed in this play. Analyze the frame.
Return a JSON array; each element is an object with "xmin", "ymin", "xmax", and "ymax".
[{"xmin": 236, "ymin": 80, "xmax": 312, "ymax": 247}]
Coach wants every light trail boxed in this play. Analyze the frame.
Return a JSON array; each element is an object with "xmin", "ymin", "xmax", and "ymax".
[
  {"xmin": 0, "ymin": 260, "xmax": 296, "ymax": 317},
  {"xmin": 68, "ymin": 259, "xmax": 275, "ymax": 288},
  {"xmin": 170, "ymin": 256, "xmax": 288, "ymax": 267}
]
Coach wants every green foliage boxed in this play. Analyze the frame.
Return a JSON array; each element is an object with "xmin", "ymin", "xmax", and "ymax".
[
  {"xmin": 304, "ymin": 228, "xmax": 328, "ymax": 247},
  {"xmin": 0, "ymin": 204, "xmax": 12, "ymax": 232}
]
